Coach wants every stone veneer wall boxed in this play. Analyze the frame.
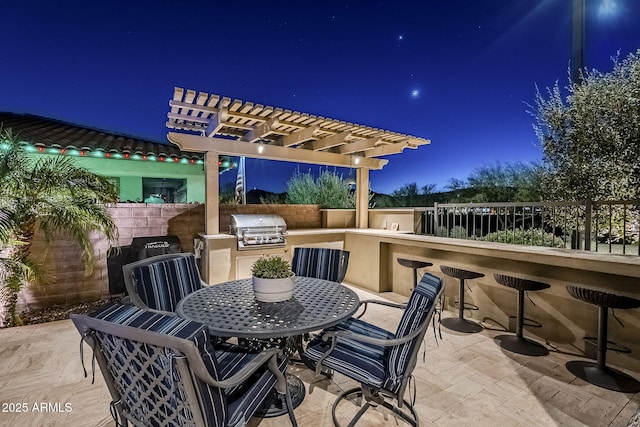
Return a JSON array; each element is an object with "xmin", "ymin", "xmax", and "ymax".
[
  {"xmin": 18, "ymin": 203, "xmax": 320, "ymax": 311},
  {"xmin": 219, "ymin": 204, "xmax": 321, "ymax": 232}
]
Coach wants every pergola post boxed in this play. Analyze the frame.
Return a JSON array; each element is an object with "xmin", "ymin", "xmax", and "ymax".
[
  {"xmin": 356, "ymin": 168, "xmax": 369, "ymax": 228},
  {"xmin": 205, "ymin": 152, "xmax": 220, "ymax": 235}
]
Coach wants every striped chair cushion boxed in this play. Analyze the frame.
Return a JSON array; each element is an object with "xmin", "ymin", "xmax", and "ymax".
[
  {"xmin": 131, "ymin": 255, "xmax": 202, "ymax": 312},
  {"xmin": 215, "ymin": 342, "xmax": 286, "ymax": 427},
  {"xmin": 291, "ymin": 247, "xmax": 350, "ymax": 283},
  {"xmin": 305, "ymin": 318, "xmax": 392, "ymax": 388},
  {"xmin": 383, "ymin": 273, "xmax": 442, "ymax": 393}
]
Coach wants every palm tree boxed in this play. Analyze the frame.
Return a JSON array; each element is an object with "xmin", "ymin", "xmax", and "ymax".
[{"xmin": 0, "ymin": 126, "xmax": 118, "ymax": 326}]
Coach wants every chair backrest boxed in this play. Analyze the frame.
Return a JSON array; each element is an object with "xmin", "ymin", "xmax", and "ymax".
[
  {"xmin": 123, "ymin": 253, "xmax": 203, "ymax": 314},
  {"xmin": 383, "ymin": 272, "xmax": 443, "ymax": 395},
  {"xmin": 291, "ymin": 247, "xmax": 350, "ymax": 283},
  {"xmin": 71, "ymin": 303, "xmax": 226, "ymax": 427}
]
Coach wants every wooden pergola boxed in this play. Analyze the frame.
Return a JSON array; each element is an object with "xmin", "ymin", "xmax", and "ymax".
[{"xmin": 166, "ymin": 87, "xmax": 430, "ymax": 234}]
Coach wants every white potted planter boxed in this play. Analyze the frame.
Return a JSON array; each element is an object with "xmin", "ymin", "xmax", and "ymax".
[
  {"xmin": 252, "ymin": 275, "xmax": 295, "ymax": 302},
  {"xmin": 250, "ymin": 255, "xmax": 295, "ymax": 303}
]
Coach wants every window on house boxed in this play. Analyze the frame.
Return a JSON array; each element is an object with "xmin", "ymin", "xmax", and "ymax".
[{"xmin": 142, "ymin": 178, "xmax": 187, "ymax": 203}]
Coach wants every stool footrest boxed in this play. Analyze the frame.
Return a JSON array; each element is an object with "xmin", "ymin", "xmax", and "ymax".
[
  {"xmin": 454, "ymin": 301, "xmax": 479, "ymax": 311},
  {"xmin": 583, "ymin": 337, "xmax": 632, "ymax": 354},
  {"xmin": 508, "ymin": 316, "xmax": 543, "ymax": 329}
]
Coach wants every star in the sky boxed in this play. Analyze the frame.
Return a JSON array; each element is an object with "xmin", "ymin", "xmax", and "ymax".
[
  {"xmin": 398, "ymin": 35, "xmax": 403, "ymax": 41},
  {"xmin": 411, "ymin": 89, "xmax": 420, "ymax": 98}
]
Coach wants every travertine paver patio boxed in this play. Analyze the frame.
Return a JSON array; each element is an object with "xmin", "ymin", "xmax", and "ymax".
[{"xmin": 0, "ymin": 285, "xmax": 638, "ymax": 427}]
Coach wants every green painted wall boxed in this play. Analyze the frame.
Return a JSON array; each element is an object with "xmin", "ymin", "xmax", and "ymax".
[
  {"xmin": 29, "ymin": 153, "xmax": 205, "ymax": 203},
  {"xmin": 119, "ymin": 176, "xmax": 143, "ymax": 202}
]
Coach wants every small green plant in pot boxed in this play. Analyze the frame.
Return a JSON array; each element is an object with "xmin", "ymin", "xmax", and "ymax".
[{"xmin": 251, "ymin": 255, "xmax": 295, "ymax": 302}]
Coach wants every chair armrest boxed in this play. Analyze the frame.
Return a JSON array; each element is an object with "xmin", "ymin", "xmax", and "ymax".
[
  {"xmin": 356, "ymin": 299, "xmax": 406, "ymax": 318},
  {"xmin": 313, "ymin": 326, "xmax": 427, "ymax": 376},
  {"xmin": 189, "ymin": 347, "xmax": 287, "ymax": 393},
  {"xmin": 321, "ymin": 325, "xmax": 423, "ymax": 348}
]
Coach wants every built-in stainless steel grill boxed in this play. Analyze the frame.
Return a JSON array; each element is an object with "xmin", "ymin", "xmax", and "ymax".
[{"xmin": 229, "ymin": 214, "xmax": 287, "ymax": 250}]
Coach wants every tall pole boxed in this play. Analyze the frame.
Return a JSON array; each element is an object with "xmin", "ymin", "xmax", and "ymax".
[
  {"xmin": 571, "ymin": 0, "xmax": 585, "ymax": 84},
  {"xmin": 235, "ymin": 156, "xmax": 246, "ymax": 205}
]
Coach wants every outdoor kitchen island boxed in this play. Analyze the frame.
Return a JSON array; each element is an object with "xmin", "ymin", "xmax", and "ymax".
[{"xmin": 198, "ymin": 227, "xmax": 640, "ymax": 376}]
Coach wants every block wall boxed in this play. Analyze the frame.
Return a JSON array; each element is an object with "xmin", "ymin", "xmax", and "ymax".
[
  {"xmin": 17, "ymin": 203, "xmax": 320, "ymax": 311},
  {"xmin": 19, "ymin": 203, "xmax": 205, "ymax": 310}
]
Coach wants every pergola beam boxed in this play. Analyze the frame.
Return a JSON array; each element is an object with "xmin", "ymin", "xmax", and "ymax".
[
  {"xmin": 241, "ymin": 117, "xmax": 279, "ymax": 142},
  {"xmin": 339, "ymin": 137, "xmax": 381, "ymax": 154},
  {"xmin": 168, "ymin": 132, "xmax": 387, "ymax": 170},
  {"xmin": 283, "ymin": 125, "xmax": 318, "ymax": 147},
  {"xmin": 205, "ymin": 108, "xmax": 227, "ymax": 137},
  {"xmin": 310, "ymin": 131, "xmax": 351, "ymax": 151}
]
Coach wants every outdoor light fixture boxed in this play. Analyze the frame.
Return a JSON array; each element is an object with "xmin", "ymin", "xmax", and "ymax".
[
  {"xmin": 25, "ymin": 143, "xmax": 203, "ymax": 166},
  {"xmin": 354, "ymin": 153, "xmax": 362, "ymax": 165},
  {"xmin": 258, "ymin": 141, "xmax": 265, "ymax": 154}
]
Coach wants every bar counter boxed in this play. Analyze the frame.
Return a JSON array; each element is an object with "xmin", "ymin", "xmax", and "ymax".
[{"xmin": 200, "ymin": 228, "xmax": 640, "ymax": 374}]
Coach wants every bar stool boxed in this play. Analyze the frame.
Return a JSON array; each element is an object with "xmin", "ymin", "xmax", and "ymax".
[
  {"xmin": 493, "ymin": 274, "xmax": 550, "ymax": 356},
  {"xmin": 440, "ymin": 266, "xmax": 484, "ymax": 333},
  {"xmin": 565, "ymin": 285, "xmax": 640, "ymax": 392},
  {"xmin": 397, "ymin": 258, "xmax": 433, "ymax": 290}
]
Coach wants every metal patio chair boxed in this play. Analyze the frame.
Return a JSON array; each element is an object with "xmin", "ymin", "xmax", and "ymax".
[
  {"xmin": 304, "ymin": 272, "xmax": 443, "ymax": 426},
  {"xmin": 72, "ymin": 302, "xmax": 297, "ymax": 427}
]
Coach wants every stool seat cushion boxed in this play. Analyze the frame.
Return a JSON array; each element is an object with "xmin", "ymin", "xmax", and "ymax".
[
  {"xmin": 440, "ymin": 266, "xmax": 484, "ymax": 280},
  {"xmin": 494, "ymin": 274, "xmax": 550, "ymax": 292},
  {"xmin": 397, "ymin": 258, "xmax": 433, "ymax": 269},
  {"xmin": 566, "ymin": 286, "xmax": 640, "ymax": 309}
]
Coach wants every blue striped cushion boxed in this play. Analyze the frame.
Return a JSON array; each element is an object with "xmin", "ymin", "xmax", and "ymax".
[
  {"xmin": 91, "ymin": 302, "xmax": 208, "ymax": 338},
  {"xmin": 383, "ymin": 273, "xmax": 442, "ymax": 393},
  {"xmin": 132, "ymin": 255, "xmax": 202, "ymax": 312},
  {"xmin": 315, "ymin": 317, "xmax": 393, "ymax": 360},
  {"xmin": 90, "ymin": 303, "xmax": 226, "ymax": 427},
  {"xmin": 214, "ymin": 342, "xmax": 287, "ymax": 426},
  {"xmin": 305, "ymin": 318, "xmax": 392, "ymax": 387},
  {"xmin": 291, "ymin": 247, "xmax": 350, "ymax": 282},
  {"xmin": 306, "ymin": 336, "xmax": 386, "ymax": 387}
]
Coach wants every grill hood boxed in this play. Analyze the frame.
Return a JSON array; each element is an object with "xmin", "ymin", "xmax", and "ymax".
[{"xmin": 229, "ymin": 214, "xmax": 287, "ymax": 250}]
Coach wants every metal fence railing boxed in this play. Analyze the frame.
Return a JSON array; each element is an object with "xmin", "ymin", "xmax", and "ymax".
[{"xmin": 416, "ymin": 199, "xmax": 640, "ymax": 256}]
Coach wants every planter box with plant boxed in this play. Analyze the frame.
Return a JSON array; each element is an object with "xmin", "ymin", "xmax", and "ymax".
[{"xmin": 251, "ymin": 255, "xmax": 295, "ymax": 302}]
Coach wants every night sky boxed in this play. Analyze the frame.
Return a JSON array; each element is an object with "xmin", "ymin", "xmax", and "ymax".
[{"xmin": 2, "ymin": 1, "xmax": 639, "ymax": 194}]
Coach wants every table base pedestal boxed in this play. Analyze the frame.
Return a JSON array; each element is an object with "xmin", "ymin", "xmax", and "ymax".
[{"xmin": 255, "ymin": 373, "xmax": 306, "ymax": 418}]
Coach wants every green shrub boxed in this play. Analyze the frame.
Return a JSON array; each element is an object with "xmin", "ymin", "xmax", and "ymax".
[
  {"xmin": 285, "ymin": 169, "xmax": 318, "ymax": 204},
  {"xmin": 285, "ymin": 168, "xmax": 354, "ymax": 208},
  {"xmin": 479, "ymin": 228, "xmax": 564, "ymax": 248},
  {"xmin": 450, "ymin": 226, "xmax": 468, "ymax": 239},
  {"xmin": 435, "ymin": 226, "xmax": 449, "ymax": 237},
  {"xmin": 251, "ymin": 255, "xmax": 293, "ymax": 279}
]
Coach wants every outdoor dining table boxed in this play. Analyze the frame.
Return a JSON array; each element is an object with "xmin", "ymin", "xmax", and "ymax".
[{"xmin": 175, "ymin": 276, "xmax": 360, "ymax": 417}]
